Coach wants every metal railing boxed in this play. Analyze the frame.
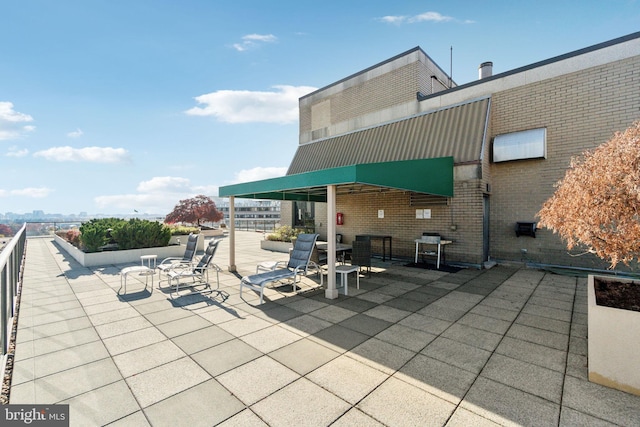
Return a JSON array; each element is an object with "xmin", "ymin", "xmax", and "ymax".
[{"xmin": 1, "ymin": 223, "xmax": 26, "ymax": 381}]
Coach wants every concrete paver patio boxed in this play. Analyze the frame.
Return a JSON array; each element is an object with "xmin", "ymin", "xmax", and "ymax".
[{"xmin": 8, "ymin": 231, "xmax": 640, "ymax": 426}]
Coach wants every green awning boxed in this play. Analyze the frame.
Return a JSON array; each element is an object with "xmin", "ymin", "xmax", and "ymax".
[{"xmin": 219, "ymin": 157, "xmax": 454, "ymax": 202}]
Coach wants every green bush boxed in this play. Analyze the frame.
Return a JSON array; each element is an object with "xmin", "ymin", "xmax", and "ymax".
[
  {"xmin": 78, "ymin": 218, "xmax": 171, "ymax": 252},
  {"xmin": 79, "ymin": 218, "xmax": 123, "ymax": 252},
  {"xmin": 111, "ymin": 219, "xmax": 171, "ymax": 249},
  {"xmin": 266, "ymin": 225, "xmax": 302, "ymax": 242}
]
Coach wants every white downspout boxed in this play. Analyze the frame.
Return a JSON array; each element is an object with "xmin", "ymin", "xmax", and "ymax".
[
  {"xmin": 228, "ymin": 196, "xmax": 236, "ymax": 272},
  {"xmin": 325, "ymin": 185, "xmax": 338, "ymax": 299}
]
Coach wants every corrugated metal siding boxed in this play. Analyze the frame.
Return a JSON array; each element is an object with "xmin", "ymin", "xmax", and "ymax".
[{"xmin": 287, "ymin": 98, "xmax": 490, "ymax": 175}]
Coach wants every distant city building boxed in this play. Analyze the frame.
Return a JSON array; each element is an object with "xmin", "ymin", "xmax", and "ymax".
[{"xmin": 217, "ymin": 200, "xmax": 280, "ymax": 231}]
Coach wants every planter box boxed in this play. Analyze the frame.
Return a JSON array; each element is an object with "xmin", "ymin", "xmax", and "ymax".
[
  {"xmin": 54, "ymin": 235, "xmax": 186, "ymax": 267},
  {"xmin": 260, "ymin": 240, "xmax": 292, "ymax": 253},
  {"xmin": 588, "ymin": 274, "xmax": 640, "ymax": 396}
]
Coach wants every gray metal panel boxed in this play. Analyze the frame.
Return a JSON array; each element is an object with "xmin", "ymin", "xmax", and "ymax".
[{"xmin": 287, "ymin": 98, "xmax": 490, "ymax": 175}]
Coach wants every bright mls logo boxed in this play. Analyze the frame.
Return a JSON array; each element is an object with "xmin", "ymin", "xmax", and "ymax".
[{"xmin": 3, "ymin": 405, "xmax": 69, "ymax": 426}]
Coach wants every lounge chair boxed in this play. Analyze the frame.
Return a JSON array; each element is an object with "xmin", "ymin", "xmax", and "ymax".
[
  {"xmin": 240, "ymin": 233, "xmax": 322, "ymax": 304},
  {"xmin": 163, "ymin": 239, "xmax": 221, "ymax": 294},
  {"xmin": 157, "ymin": 233, "xmax": 199, "ymax": 279}
]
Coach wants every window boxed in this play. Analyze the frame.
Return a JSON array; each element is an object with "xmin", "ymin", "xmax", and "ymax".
[
  {"xmin": 293, "ymin": 201, "xmax": 315, "ymax": 228},
  {"xmin": 493, "ymin": 128, "xmax": 546, "ymax": 162}
]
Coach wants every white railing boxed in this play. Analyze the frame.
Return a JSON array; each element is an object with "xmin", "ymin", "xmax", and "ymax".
[{"xmin": 0, "ymin": 223, "xmax": 26, "ymax": 382}]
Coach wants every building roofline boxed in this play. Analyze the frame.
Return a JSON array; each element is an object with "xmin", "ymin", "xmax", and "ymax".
[
  {"xmin": 417, "ymin": 31, "xmax": 640, "ymax": 102},
  {"xmin": 301, "ymin": 46, "xmax": 453, "ymax": 100}
]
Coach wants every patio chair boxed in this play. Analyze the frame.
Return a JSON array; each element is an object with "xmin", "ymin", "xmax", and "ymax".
[
  {"xmin": 163, "ymin": 239, "xmax": 221, "ymax": 295},
  {"xmin": 240, "ymin": 233, "xmax": 322, "ymax": 304},
  {"xmin": 350, "ymin": 239, "xmax": 371, "ymax": 275},
  {"xmin": 157, "ymin": 233, "xmax": 199, "ymax": 279}
]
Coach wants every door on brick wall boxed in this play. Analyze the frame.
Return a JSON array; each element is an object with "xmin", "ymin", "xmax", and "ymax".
[{"xmin": 483, "ymin": 194, "xmax": 490, "ymax": 262}]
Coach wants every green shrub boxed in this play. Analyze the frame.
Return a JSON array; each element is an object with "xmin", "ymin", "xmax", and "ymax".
[
  {"xmin": 111, "ymin": 218, "xmax": 171, "ymax": 249},
  {"xmin": 79, "ymin": 218, "xmax": 122, "ymax": 252},
  {"xmin": 266, "ymin": 225, "xmax": 302, "ymax": 242}
]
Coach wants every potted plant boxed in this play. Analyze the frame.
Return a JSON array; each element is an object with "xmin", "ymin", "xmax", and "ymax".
[
  {"xmin": 537, "ymin": 120, "xmax": 640, "ymax": 395},
  {"xmin": 260, "ymin": 225, "xmax": 302, "ymax": 253}
]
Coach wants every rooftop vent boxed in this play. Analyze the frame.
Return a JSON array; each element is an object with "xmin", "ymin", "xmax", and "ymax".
[{"xmin": 479, "ymin": 61, "xmax": 493, "ymax": 79}]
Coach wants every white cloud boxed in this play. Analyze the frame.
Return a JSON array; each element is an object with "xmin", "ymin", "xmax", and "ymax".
[
  {"xmin": 0, "ymin": 102, "xmax": 35, "ymax": 140},
  {"xmin": 378, "ymin": 11, "xmax": 470, "ymax": 25},
  {"xmin": 67, "ymin": 128, "xmax": 84, "ymax": 138},
  {"xmin": 232, "ymin": 33, "xmax": 277, "ymax": 51},
  {"xmin": 136, "ymin": 176, "xmax": 192, "ymax": 193},
  {"xmin": 185, "ymin": 85, "xmax": 316, "ymax": 124},
  {"xmin": 233, "ymin": 166, "xmax": 287, "ymax": 183},
  {"xmin": 95, "ymin": 176, "xmax": 219, "ymax": 214},
  {"xmin": 6, "ymin": 187, "xmax": 53, "ymax": 198},
  {"xmin": 6, "ymin": 146, "xmax": 29, "ymax": 157},
  {"xmin": 33, "ymin": 146, "xmax": 129, "ymax": 163}
]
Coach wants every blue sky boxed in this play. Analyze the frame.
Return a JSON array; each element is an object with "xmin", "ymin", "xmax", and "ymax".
[{"xmin": 1, "ymin": 1, "xmax": 639, "ymax": 216}]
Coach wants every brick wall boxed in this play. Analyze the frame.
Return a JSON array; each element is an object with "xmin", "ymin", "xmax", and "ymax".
[{"xmin": 489, "ymin": 55, "xmax": 640, "ymax": 269}]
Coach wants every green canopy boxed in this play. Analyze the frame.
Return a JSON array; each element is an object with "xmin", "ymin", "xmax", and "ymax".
[{"xmin": 219, "ymin": 157, "xmax": 454, "ymax": 201}]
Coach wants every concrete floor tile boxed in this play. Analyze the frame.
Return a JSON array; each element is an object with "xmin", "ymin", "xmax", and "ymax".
[
  {"xmin": 333, "ymin": 408, "xmax": 386, "ymax": 426},
  {"xmin": 94, "ymin": 315, "xmax": 153, "ymax": 339},
  {"xmin": 515, "ymin": 312, "xmax": 570, "ymax": 334},
  {"xmin": 171, "ymin": 324, "xmax": 234, "ymax": 354},
  {"xmin": 347, "ymin": 337, "xmax": 416, "ymax": 374},
  {"xmin": 125, "ymin": 357, "xmax": 211, "ymax": 408},
  {"xmin": 144, "ymin": 379, "xmax": 245, "ymax": 427},
  {"xmin": 62, "ymin": 380, "xmax": 140, "ymax": 426},
  {"xmin": 417, "ymin": 304, "xmax": 466, "ymax": 322},
  {"xmin": 251, "ymin": 378, "xmax": 350, "ymax": 426},
  {"xmin": 102, "ymin": 326, "xmax": 166, "ymax": 356},
  {"xmin": 216, "ymin": 409, "xmax": 268, "ymax": 427},
  {"xmin": 281, "ymin": 313, "xmax": 333, "ymax": 336},
  {"xmin": 310, "ymin": 304, "xmax": 358, "ymax": 323},
  {"xmin": 445, "ymin": 407, "xmax": 502, "ymax": 426},
  {"xmin": 333, "ymin": 297, "xmax": 379, "ymax": 313},
  {"xmin": 422, "ymin": 336, "xmax": 492, "ymax": 374},
  {"xmin": 217, "ymin": 314, "xmax": 277, "ymax": 337},
  {"xmin": 113, "ymin": 340, "xmax": 186, "ymax": 378},
  {"xmin": 192, "ymin": 338, "xmax": 262, "ymax": 377},
  {"xmin": 562, "ymin": 375, "xmax": 640, "ymax": 426},
  {"xmin": 397, "ymin": 354, "xmax": 476, "ymax": 404},
  {"xmin": 482, "ymin": 353, "xmax": 564, "ymax": 403},
  {"xmin": 217, "ymin": 356, "xmax": 299, "ymax": 405},
  {"xmin": 457, "ymin": 312, "xmax": 512, "ymax": 335},
  {"xmin": 495, "ymin": 336, "xmax": 567, "ymax": 373},
  {"xmin": 521, "ymin": 303, "xmax": 572, "ymax": 322},
  {"xmin": 374, "ymin": 323, "xmax": 436, "ymax": 352},
  {"xmin": 399, "ymin": 313, "xmax": 452, "ymax": 335},
  {"xmin": 88, "ymin": 306, "xmax": 141, "ymax": 326},
  {"xmin": 21, "ymin": 358, "xmax": 122, "ymax": 403},
  {"xmin": 106, "ymin": 411, "xmax": 151, "ymax": 427},
  {"xmin": 383, "ymin": 296, "xmax": 430, "ymax": 312},
  {"xmin": 358, "ymin": 376, "xmax": 456, "ymax": 427},
  {"xmin": 285, "ymin": 297, "xmax": 329, "ymax": 314},
  {"xmin": 338, "ymin": 313, "xmax": 392, "ymax": 336},
  {"xmin": 355, "ymin": 290, "xmax": 396, "ymax": 304},
  {"xmin": 442, "ymin": 323, "xmax": 502, "ymax": 351},
  {"xmin": 559, "ymin": 407, "xmax": 620, "ymax": 427},
  {"xmin": 309, "ymin": 324, "xmax": 370, "ymax": 353},
  {"xmin": 269, "ymin": 338, "xmax": 340, "ymax": 375},
  {"xmin": 460, "ymin": 377, "xmax": 560, "ymax": 426},
  {"xmin": 506, "ymin": 323, "xmax": 569, "ymax": 351},
  {"xmin": 155, "ymin": 314, "xmax": 212, "ymax": 338},
  {"xmin": 239, "ymin": 324, "xmax": 302, "ymax": 353}
]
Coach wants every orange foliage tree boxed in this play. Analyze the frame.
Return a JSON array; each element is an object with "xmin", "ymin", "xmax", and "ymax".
[
  {"xmin": 537, "ymin": 120, "xmax": 640, "ymax": 268},
  {"xmin": 165, "ymin": 195, "xmax": 224, "ymax": 226}
]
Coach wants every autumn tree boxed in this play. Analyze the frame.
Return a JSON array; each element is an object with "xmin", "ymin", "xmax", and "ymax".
[
  {"xmin": 164, "ymin": 195, "xmax": 224, "ymax": 226},
  {"xmin": 537, "ymin": 120, "xmax": 640, "ymax": 268}
]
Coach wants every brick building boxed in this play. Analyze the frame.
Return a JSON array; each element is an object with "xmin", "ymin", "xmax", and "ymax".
[{"xmin": 221, "ymin": 31, "xmax": 640, "ymax": 272}]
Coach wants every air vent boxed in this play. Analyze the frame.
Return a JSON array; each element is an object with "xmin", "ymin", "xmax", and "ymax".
[{"xmin": 410, "ymin": 193, "xmax": 450, "ymax": 206}]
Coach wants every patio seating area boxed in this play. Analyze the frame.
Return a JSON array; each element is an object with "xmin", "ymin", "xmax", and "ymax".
[{"xmin": 7, "ymin": 231, "xmax": 640, "ymax": 426}]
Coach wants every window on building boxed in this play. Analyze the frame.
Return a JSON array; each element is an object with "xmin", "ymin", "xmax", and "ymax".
[
  {"xmin": 293, "ymin": 201, "xmax": 315, "ymax": 228},
  {"xmin": 493, "ymin": 128, "xmax": 546, "ymax": 162}
]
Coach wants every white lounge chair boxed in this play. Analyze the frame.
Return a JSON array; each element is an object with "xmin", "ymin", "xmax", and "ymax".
[
  {"xmin": 157, "ymin": 233, "xmax": 199, "ymax": 280},
  {"xmin": 163, "ymin": 239, "xmax": 221, "ymax": 295},
  {"xmin": 240, "ymin": 233, "xmax": 322, "ymax": 304}
]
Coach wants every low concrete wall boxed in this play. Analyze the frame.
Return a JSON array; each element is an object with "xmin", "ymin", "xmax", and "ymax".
[
  {"xmin": 54, "ymin": 235, "xmax": 186, "ymax": 267},
  {"xmin": 260, "ymin": 240, "xmax": 292, "ymax": 253}
]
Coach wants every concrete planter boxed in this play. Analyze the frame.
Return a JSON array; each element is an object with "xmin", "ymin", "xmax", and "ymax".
[
  {"xmin": 588, "ymin": 274, "xmax": 640, "ymax": 396},
  {"xmin": 260, "ymin": 240, "xmax": 292, "ymax": 253},
  {"xmin": 54, "ymin": 235, "xmax": 186, "ymax": 267}
]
